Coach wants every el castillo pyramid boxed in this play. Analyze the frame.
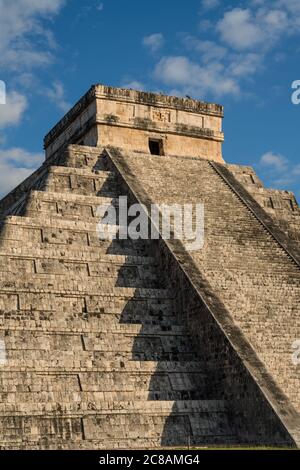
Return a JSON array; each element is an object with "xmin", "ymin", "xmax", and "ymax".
[{"xmin": 0, "ymin": 84, "xmax": 299, "ymax": 449}]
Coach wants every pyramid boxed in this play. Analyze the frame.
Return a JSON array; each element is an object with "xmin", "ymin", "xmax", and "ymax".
[{"xmin": 0, "ymin": 85, "xmax": 299, "ymax": 449}]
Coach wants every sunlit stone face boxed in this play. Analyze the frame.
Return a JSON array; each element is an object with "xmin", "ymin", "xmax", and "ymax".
[{"xmin": 44, "ymin": 84, "xmax": 224, "ymax": 162}]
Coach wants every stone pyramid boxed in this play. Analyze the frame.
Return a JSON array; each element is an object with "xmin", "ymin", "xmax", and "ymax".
[{"xmin": 0, "ymin": 85, "xmax": 299, "ymax": 449}]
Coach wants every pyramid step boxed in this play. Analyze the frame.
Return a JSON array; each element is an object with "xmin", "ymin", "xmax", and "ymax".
[
  {"xmin": 58, "ymin": 145, "xmax": 105, "ymax": 170},
  {"xmin": 0, "ymin": 401, "xmax": 238, "ymax": 447},
  {"xmin": 0, "ymin": 434, "xmax": 241, "ymax": 450},
  {"xmin": 2, "ymin": 353, "xmax": 200, "ymax": 366},
  {"xmin": 0, "ymin": 399, "xmax": 228, "ymax": 415},
  {"xmin": 0, "ymin": 360, "xmax": 204, "ymax": 373},
  {"xmin": 0, "ymin": 239, "xmax": 148, "ymax": 257},
  {"xmin": 0, "ymin": 390, "xmax": 212, "ymax": 404},
  {"xmin": 0, "ymin": 248, "xmax": 155, "ymax": 265},
  {"xmin": 0, "ymin": 271, "xmax": 167, "ymax": 292},
  {"xmin": 0, "ymin": 216, "xmax": 147, "ymax": 255},
  {"xmin": 0, "ymin": 295, "xmax": 175, "ymax": 320},
  {"xmin": 24, "ymin": 190, "xmax": 118, "ymax": 222},
  {"xmin": 1, "ymin": 350, "xmax": 203, "ymax": 370},
  {"xmin": 0, "ymin": 369, "xmax": 207, "ymax": 392},
  {"xmin": 0, "ymin": 323, "xmax": 187, "ymax": 336},
  {"xmin": 47, "ymin": 166, "xmax": 112, "ymax": 177},
  {"xmin": 1, "ymin": 213, "xmax": 113, "ymax": 233},
  {"xmin": 0, "ymin": 310, "xmax": 180, "ymax": 331},
  {"xmin": 3, "ymin": 350, "xmax": 199, "ymax": 367},
  {"xmin": 42, "ymin": 166, "xmax": 118, "ymax": 197},
  {"xmin": 29, "ymin": 189, "xmax": 116, "ymax": 205},
  {"xmin": 0, "ymin": 251, "xmax": 158, "ymax": 270},
  {"xmin": 0, "ymin": 239, "xmax": 149, "ymax": 258},
  {"xmin": 0, "ymin": 280, "xmax": 172, "ymax": 299},
  {"xmin": 0, "ymin": 390, "xmax": 211, "ymax": 406},
  {"xmin": 0, "ymin": 255, "xmax": 160, "ymax": 288},
  {"xmin": 1, "ymin": 330, "xmax": 196, "ymax": 356}
]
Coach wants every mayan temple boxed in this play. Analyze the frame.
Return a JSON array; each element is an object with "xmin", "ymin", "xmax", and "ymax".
[{"xmin": 0, "ymin": 84, "xmax": 299, "ymax": 449}]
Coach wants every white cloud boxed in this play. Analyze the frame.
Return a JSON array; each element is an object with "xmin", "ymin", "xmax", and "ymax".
[
  {"xmin": 199, "ymin": 19, "xmax": 213, "ymax": 32},
  {"xmin": 15, "ymin": 73, "xmax": 38, "ymax": 89},
  {"xmin": 44, "ymin": 81, "xmax": 71, "ymax": 113},
  {"xmin": 154, "ymin": 40, "xmax": 263, "ymax": 99},
  {"xmin": 151, "ymin": 0, "xmax": 300, "ymax": 98},
  {"xmin": 217, "ymin": 8, "xmax": 264, "ymax": 50},
  {"xmin": 183, "ymin": 37, "xmax": 227, "ymax": 63},
  {"xmin": 0, "ymin": 1, "xmax": 66, "ymax": 196},
  {"xmin": 227, "ymin": 52, "xmax": 262, "ymax": 77},
  {"xmin": 217, "ymin": 5, "xmax": 290, "ymax": 52},
  {"xmin": 201, "ymin": 0, "xmax": 219, "ymax": 10},
  {"xmin": 0, "ymin": 147, "xmax": 43, "ymax": 168},
  {"xmin": 0, "ymin": 0, "xmax": 65, "ymax": 70},
  {"xmin": 0, "ymin": 147, "xmax": 43, "ymax": 197},
  {"xmin": 262, "ymin": 9, "xmax": 288, "ymax": 33},
  {"xmin": 1, "ymin": 49, "xmax": 53, "ymax": 71},
  {"xmin": 0, "ymin": 165, "xmax": 33, "ymax": 197},
  {"xmin": 154, "ymin": 56, "xmax": 240, "ymax": 98},
  {"xmin": 290, "ymin": 164, "xmax": 300, "ymax": 177},
  {"xmin": 260, "ymin": 152, "xmax": 288, "ymax": 170},
  {"xmin": 143, "ymin": 33, "xmax": 164, "ymax": 53},
  {"xmin": 258, "ymin": 151, "xmax": 300, "ymax": 190},
  {"xmin": 0, "ymin": 81, "xmax": 6, "ymax": 104},
  {"xmin": 97, "ymin": 2, "xmax": 104, "ymax": 11},
  {"xmin": 155, "ymin": 57, "xmax": 195, "ymax": 86},
  {"xmin": 0, "ymin": 91, "xmax": 27, "ymax": 128},
  {"xmin": 122, "ymin": 80, "xmax": 145, "ymax": 91},
  {"xmin": 276, "ymin": 0, "xmax": 300, "ymax": 15},
  {"xmin": 0, "ymin": 92, "xmax": 41, "ymax": 198}
]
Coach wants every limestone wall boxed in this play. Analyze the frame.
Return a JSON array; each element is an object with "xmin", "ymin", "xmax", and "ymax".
[
  {"xmin": 226, "ymin": 163, "xmax": 300, "ymax": 243},
  {"xmin": 105, "ymin": 147, "xmax": 300, "ymax": 445},
  {"xmin": 0, "ymin": 143, "xmax": 298, "ymax": 448},
  {"xmin": 45, "ymin": 100, "xmax": 97, "ymax": 160},
  {"xmin": 44, "ymin": 85, "xmax": 224, "ymax": 162},
  {"xmin": 0, "ymin": 145, "xmax": 248, "ymax": 448},
  {"xmin": 98, "ymin": 124, "xmax": 222, "ymax": 160}
]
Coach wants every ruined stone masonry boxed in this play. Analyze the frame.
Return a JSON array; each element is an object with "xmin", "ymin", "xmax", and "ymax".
[{"xmin": 0, "ymin": 84, "xmax": 299, "ymax": 449}]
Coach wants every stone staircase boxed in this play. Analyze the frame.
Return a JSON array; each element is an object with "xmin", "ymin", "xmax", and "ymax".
[
  {"xmin": 0, "ymin": 146, "xmax": 243, "ymax": 449},
  {"xmin": 105, "ymin": 148, "xmax": 300, "ymax": 439},
  {"xmin": 226, "ymin": 163, "xmax": 300, "ymax": 243}
]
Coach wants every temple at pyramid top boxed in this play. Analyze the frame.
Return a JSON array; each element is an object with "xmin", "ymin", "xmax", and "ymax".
[{"xmin": 44, "ymin": 84, "xmax": 224, "ymax": 162}]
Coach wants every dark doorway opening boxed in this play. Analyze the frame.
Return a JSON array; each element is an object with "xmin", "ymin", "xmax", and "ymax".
[{"xmin": 149, "ymin": 139, "xmax": 163, "ymax": 156}]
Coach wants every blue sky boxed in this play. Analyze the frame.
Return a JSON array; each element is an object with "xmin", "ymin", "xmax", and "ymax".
[{"xmin": 0, "ymin": 0, "xmax": 300, "ymax": 199}]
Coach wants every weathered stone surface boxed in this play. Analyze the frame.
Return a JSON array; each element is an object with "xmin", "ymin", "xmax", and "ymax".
[
  {"xmin": 0, "ymin": 85, "xmax": 299, "ymax": 449},
  {"xmin": 226, "ymin": 163, "xmax": 300, "ymax": 243},
  {"xmin": 44, "ymin": 85, "xmax": 224, "ymax": 162},
  {"xmin": 106, "ymin": 147, "xmax": 300, "ymax": 446}
]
